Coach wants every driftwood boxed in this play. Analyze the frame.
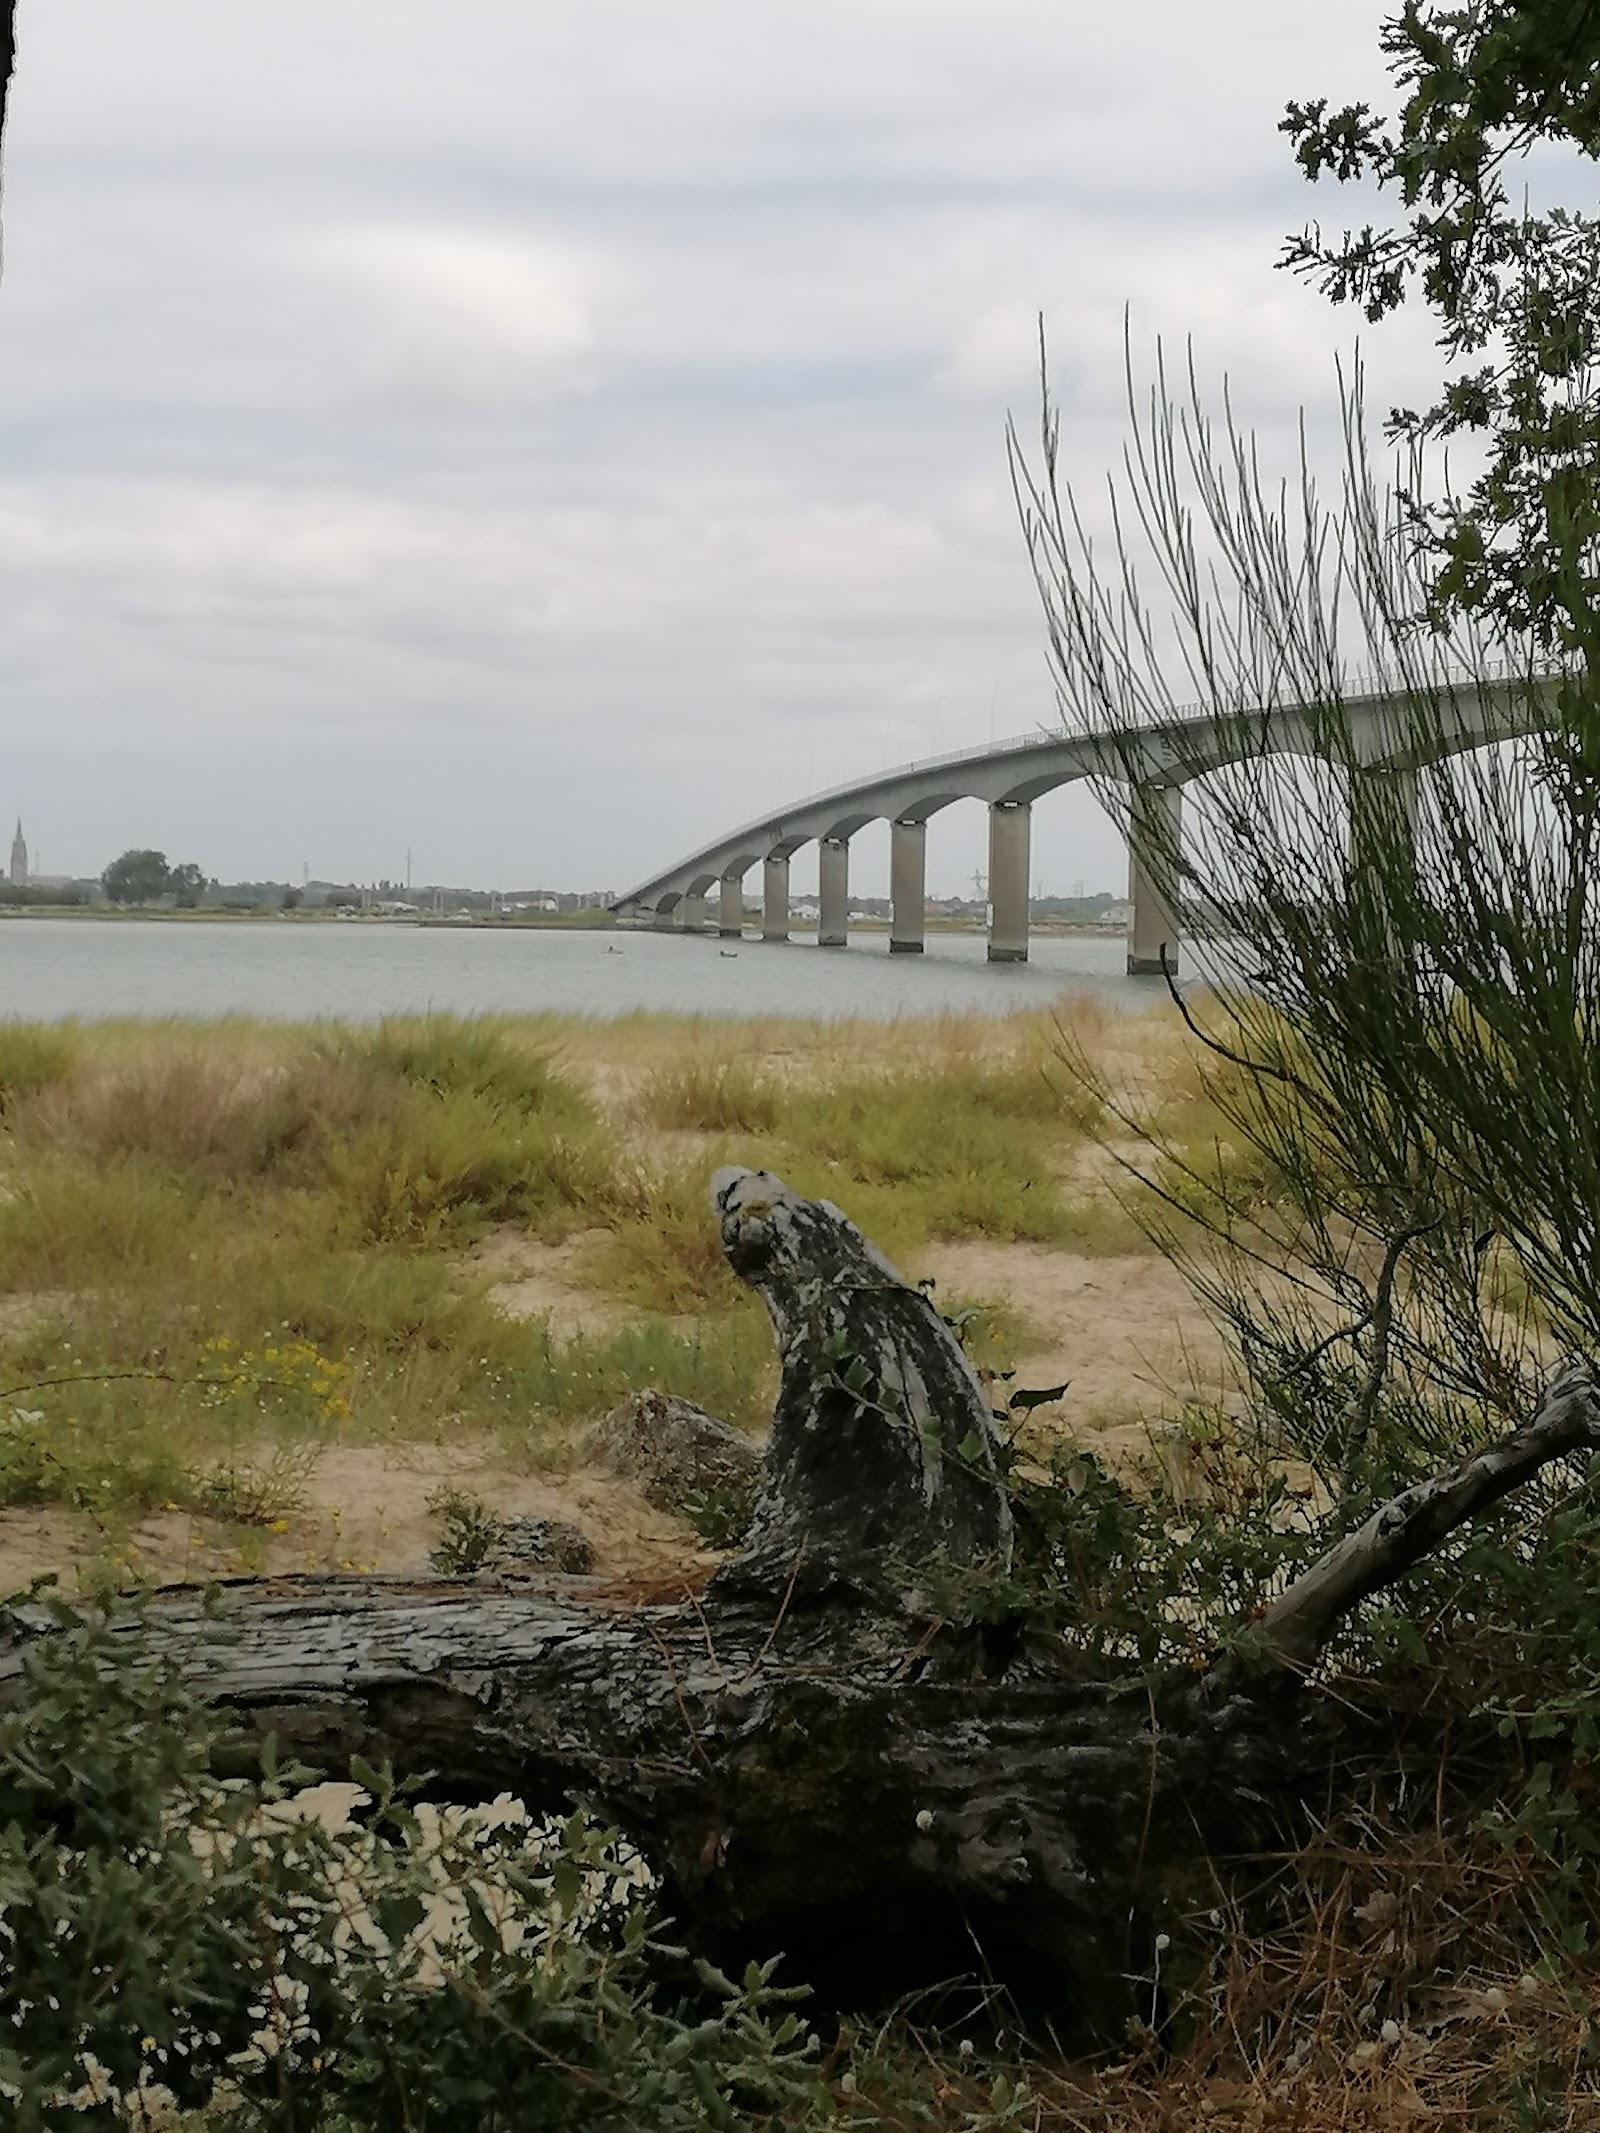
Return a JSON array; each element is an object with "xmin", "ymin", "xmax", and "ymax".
[{"xmin": 3, "ymin": 1167, "xmax": 1597, "ymax": 2036}]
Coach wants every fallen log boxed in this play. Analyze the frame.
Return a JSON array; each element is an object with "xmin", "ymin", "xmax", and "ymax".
[{"xmin": 3, "ymin": 1167, "xmax": 1596, "ymax": 2036}]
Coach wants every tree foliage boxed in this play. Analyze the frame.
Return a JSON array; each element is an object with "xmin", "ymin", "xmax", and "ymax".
[
  {"xmin": 99, "ymin": 849, "xmax": 204, "ymax": 906},
  {"xmin": 1282, "ymin": 0, "xmax": 1600, "ymax": 644},
  {"xmin": 1008, "ymin": 17, "xmax": 1600, "ymax": 2043}
]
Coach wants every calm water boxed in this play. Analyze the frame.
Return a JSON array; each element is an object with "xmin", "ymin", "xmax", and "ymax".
[{"xmin": 0, "ymin": 918, "xmax": 1178, "ymax": 1024}]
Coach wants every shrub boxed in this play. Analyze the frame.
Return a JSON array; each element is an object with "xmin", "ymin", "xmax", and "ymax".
[
  {"xmin": 0, "ymin": 1156, "xmax": 217, "ymax": 1290},
  {"xmin": 324, "ymin": 1015, "xmax": 593, "ymax": 1127},
  {"xmin": 15, "ymin": 1051, "xmax": 386, "ymax": 1183},
  {"xmin": 632, "ymin": 1057, "xmax": 781, "ymax": 1134},
  {"xmin": 0, "ymin": 1024, "xmax": 76, "ymax": 1115},
  {"xmin": 319, "ymin": 1085, "xmax": 614, "ymax": 1245},
  {"xmin": 0, "ymin": 1598, "xmax": 836, "ymax": 2131}
]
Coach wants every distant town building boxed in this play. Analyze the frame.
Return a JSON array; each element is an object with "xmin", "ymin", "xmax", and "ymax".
[{"xmin": 9, "ymin": 819, "xmax": 27, "ymax": 887}]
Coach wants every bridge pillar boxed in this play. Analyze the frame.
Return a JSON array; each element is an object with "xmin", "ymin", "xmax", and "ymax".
[
  {"xmin": 987, "ymin": 801, "xmax": 1031, "ymax": 963},
  {"xmin": 718, "ymin": 869, "xmax": 746, "ymax": 939},
  {"xmin": 1349, "ymin": 764, "xmax": 1419, "ymax": 949},
  {"xmin": 890, "ymin": 819, "xmax": 926, "ymax": 954},
  {"xmin": 1127, "ymin": 782, "xmax": 1183, "ymax": 977},
  {"xmin": 652, "ymin": 902, "xmax": 677, "ymax": 933},
  {"xmin": 763, "ymin": 855, "xmax": 790, "ymax": 941},
  {"xmin": 679, "ymin": 893, "xmax": 707, "ymax": 934},
  {"xmin": 818, "ymin": 836, "xmax": 849, "ymax": 947}
]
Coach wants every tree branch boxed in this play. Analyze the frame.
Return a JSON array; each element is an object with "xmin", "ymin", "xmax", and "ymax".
[
  {"xmin": 1241, "ymin": 1362, "xmax": 1600, "ymax": 1679},
  {"xmin": 1338, "ymin": 1216, "xmax": 1438, "ymax": 1496},
  {"xmin": 0, "ymin": 3, "xmax": 15, "ymax": 250}
]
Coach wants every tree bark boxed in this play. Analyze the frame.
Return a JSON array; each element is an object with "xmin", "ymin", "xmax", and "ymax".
[
  {"xmin": 3, "ymin": 1169, "xmax": 1595, "ymax": 2035},
  {"xmin": 1, "ymin": 4, "xmax": 15, "ymax": 188}
]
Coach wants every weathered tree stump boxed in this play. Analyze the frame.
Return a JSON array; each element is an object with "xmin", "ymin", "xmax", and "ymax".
[
  {"xmin": 583, "ymin": 1386, "xmax": 760, "ymax": 1516},
  {"xmin": 3, "ymin": 1167, "xmax": 1596, "ymax": 2036}
]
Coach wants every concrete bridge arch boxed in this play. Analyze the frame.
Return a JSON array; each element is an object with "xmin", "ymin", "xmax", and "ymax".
[{"xmin": 615, "ymin": 675, "xmax": 1548, "ymax": 973}]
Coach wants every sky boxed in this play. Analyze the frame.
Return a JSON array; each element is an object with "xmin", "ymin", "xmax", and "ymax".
[{"xmin": 0, "ymin": 2, "xmax": 1441, "ymax": 897}]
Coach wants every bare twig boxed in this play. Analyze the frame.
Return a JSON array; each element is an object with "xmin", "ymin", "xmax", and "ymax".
[{"xmin": 1339, "ymin": 1217, "xmax": 1439, "ymax": 1498}]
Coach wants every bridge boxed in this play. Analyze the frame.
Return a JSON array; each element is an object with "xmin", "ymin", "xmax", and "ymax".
[{"xmin": 612, "ymin": 675, "xmax": 1542, "ymax": 973}]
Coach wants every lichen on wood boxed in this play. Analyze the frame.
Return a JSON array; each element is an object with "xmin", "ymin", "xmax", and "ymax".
[{"xmin": 710, "ymin": 1165, "xmax": 1012, "ymax": 1591}]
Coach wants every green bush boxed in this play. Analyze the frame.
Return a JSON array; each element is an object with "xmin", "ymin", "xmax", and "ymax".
[
  {"xmin": 0, "ymin": 1599, "xmax": 824, "ymax": 2131},
  {"xmin": 323, "ymin": 1015, "xmax": 593, "ymax": 1126},
  {"xmin": 0, "ymin": 1023, "xmax": 76, "ymax": 1115},
  {"xmin": 0, "ymin": 1156, "xmax": 219, "ymax": 1290},
  {"xmin": 318, "ymin": 1084, "xmax": 614, "ymax": 1246},
  {"xmin": 0, "ymin": 1597, "xmax": 1034, "ymax": 2131}
]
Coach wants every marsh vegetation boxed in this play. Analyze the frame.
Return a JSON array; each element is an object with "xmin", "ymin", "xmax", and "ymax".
[{"xmin": 0, "ymin": 1003, "xmax": 1207, "ymax": 1592}]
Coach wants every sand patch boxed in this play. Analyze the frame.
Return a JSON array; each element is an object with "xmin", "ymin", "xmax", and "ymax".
[
  {"xmin": 919, "ymin": 1239, "xmax": 1236, "ymax": 1466},
  {"xmin": 273, "ymin": 1443, "xmax": 707, "ymax": 1579},
  {"xmin": 0, "ymin": 1288, "xmax": 80, "ymax": 1340},
  {"xmin": 469, "ymin": 1227, "xmax": 636, "ymax": 1340},
  {"xmin": 0, "ymin": 1444, "xmax": 712, "ymax": 1595}
]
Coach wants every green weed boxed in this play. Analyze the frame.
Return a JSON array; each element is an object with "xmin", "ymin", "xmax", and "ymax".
[
  {"xmin": 585, "ymin": 1159, "xmax": 748, "ymax": 1313},
  {"xmin": 0, "ymin": 1022, "xmax": 76, "ymax": 1113},
  {"xmin": 427, "ymin": 1484, "xmax": 504, "ymax": 1573},
  {"xmin": 323, "ymin": 1015, "xmax": 594, "ymax": 1126},
  {"xmin": 631, "ymin": 1057, "xmax": 780, "ymax": 1133}
]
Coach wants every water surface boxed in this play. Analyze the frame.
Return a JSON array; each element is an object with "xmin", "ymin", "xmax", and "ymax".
[{"xmin": 0, "ymin": 918, "xmax": 1174, "ymax": 1024}]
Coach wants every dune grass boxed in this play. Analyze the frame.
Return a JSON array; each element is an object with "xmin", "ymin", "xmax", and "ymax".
[
  {"xmin": 0, "ymin": 1004, "xmax": 1164, "ymax": 1546},
  {"xmin": 629, "ymin": 1056, "xmax": 781, "ymax": 1134},
  {"xmin": 597, "ymin": 1034, "xmax": 1111, "ymax": 1308},
  {"xmin": 0, "ymin": 1021, "xmax": 78, "ymax": 1113}
]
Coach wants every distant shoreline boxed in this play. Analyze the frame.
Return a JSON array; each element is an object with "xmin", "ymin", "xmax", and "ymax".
[
  {"xmin": 0, "ymin": 906, "xmax": 1128, "ymax": 940},
  {"xmin": 0, "ymin": 905, "xmax": 616, "ymax": 929}
]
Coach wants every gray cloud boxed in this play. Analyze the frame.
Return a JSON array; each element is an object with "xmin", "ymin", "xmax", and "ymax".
[{"xmin": 1, "ymin": 2, "xmax": 1429, "ymax": 895}]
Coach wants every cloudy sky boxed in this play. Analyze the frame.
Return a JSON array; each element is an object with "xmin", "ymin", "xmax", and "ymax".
[{"xmin": 0, "ymin": 3, "xmax": 1434, "ymax": 896}]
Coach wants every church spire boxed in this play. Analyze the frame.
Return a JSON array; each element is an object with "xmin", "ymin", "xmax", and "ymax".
[{"xmin": 9, "ymin": 818, "xmax": 28, "ymax": 888}]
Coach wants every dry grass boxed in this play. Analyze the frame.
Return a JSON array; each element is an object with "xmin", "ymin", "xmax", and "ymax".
[
  {"xmin": 0, "ymin": 1001, "xmax": 1180, "ymax": 1556},
  {"xmin": 629, "ymin": 1056, "xmax": 782, "ymax": 1134},
  {"xmin": 1012, "ymin": 1824, "xmax": 1593, "ymax": 2131},
  {"xmin": 6, "ymin": 1003, "xmax": 1590, "ymax": 2129},
  {"xmin": 829, "ymin": 1800, "xmax": 1595, "ymax": 2130}
]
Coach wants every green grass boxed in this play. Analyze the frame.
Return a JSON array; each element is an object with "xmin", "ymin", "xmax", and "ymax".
[
  {"xmin": 9, "ymin": 1019, "xmax": 619, "ymax": 1249},
  {"xmin": 779, "ymin": 1052, "xmax": 1091, "ymax": 1234},
  {"xmin": 586, "ymin": 1156, "xmax": 751, "ymax": 1313},
  {"xmin": 0, "ymin": 1254, "xmax": 774, "ymax": 1529},
  {"xmin": 0, "ymin": 1021, "xmax": 77, "ymax": 1113},
  {"xmin": 0, "ymin": 1010, "xmax": 1149, "ymax": 1547},
  {"xmin": 629, "ymin": 1056, "xmax": 781, "ymax": 1134}
]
